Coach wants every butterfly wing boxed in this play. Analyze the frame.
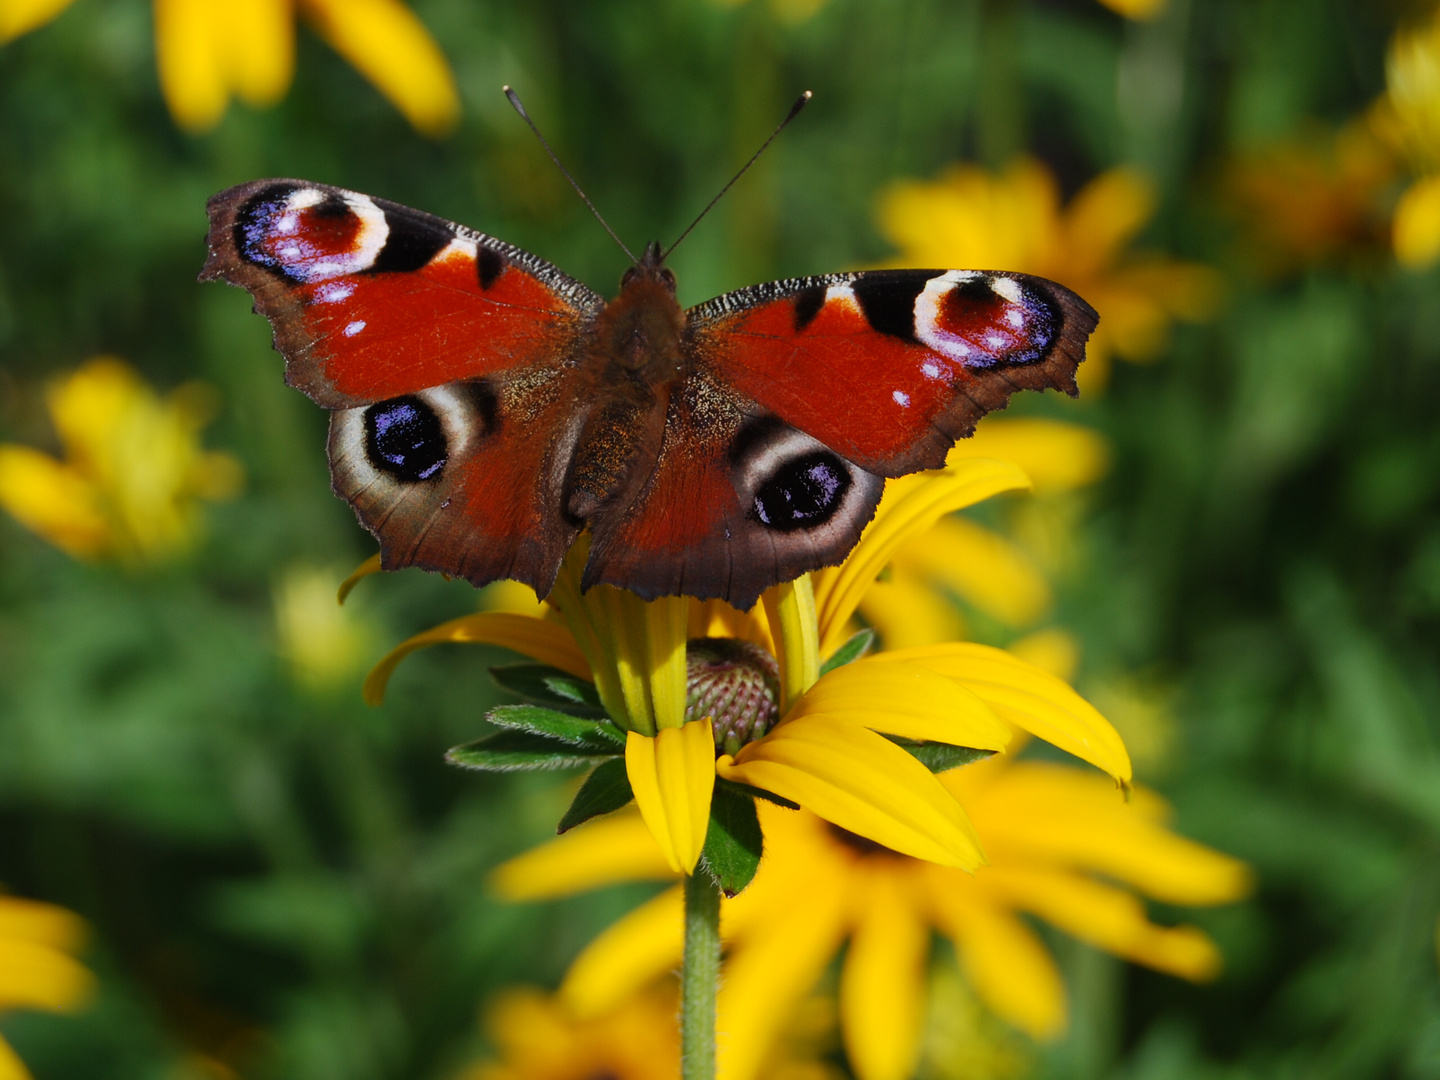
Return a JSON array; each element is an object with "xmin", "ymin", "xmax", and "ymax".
[
  {"xmin": 201, "ymin": 179, "xmax": 606, "ymax": 593},
  {"xmin": 583, "ymin": 269, "xmax": 1095, "ymax": 609}
]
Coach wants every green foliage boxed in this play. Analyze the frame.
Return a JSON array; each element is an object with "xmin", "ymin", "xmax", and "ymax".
[
  {"xmin": 700, "ymin": 783, "xmax": 764, "ymax": 897},
  {"xmin": 1, "ymin": 1, "xmax": 1438, "ymax": 1079},
  {"xmin": 886, "ymin": 736, "xmax": 995, "ymax": 774},
  {"xmin": 557, "ymin": 758, "xmax": 636, "ymax": 833}
]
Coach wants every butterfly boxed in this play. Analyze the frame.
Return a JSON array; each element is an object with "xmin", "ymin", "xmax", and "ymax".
[{"xmin": 200, "ymin": 178, "xmax": 1096, "ymax": 611}]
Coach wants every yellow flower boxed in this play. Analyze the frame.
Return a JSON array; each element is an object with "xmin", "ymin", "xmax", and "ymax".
[
  {"xmin": 0, "ymin": 0, "xmax": 459, "ymax": 136},
  {"xmin": 1225, "ymin": 121, "xmax": 1396, "ymax": 274},
  {"xmin": 877, "ymin": 159, "xmax": 1221, "ymax": 390},
  {"xmin": 0, "ymin": 358, "xmax": 242, "ymax": 563},
  {"xmin": 0, "ymin": 894, "xmax": 96, "ymax": 1080},
  {"xmin": 362, "ymin": 455, "xmax": 1132, "ymax": 878},
  {"xmin": 1376, "ymin": 6, "xmax": 1440, "ymax": 267},
  {"xmin": 494, "ymin": 752, "xmax": 1250, "ymax": 1080},
  {"xmin": 460, "ymin": 987, "xmax": 679, "ymax": 1080}
]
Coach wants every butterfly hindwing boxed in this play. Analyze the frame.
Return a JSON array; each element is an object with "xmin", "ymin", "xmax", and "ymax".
[
  {"xmin": 201, "ymin": 179, "xmax": 604, "ymax": 594},
  {"xmin": 685, "ymin": 269, "xmax": 1097, "ymax": 476}
]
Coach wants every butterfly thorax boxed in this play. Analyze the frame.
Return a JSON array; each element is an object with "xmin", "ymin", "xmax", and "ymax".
[{"xmin": 565, "ymin": 259, "xmax": 686, "ymax": 520}]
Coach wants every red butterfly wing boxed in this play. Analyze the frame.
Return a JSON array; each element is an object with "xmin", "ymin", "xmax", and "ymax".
[
  {"xmin": 685, "ymin": 269, "xmax": 1097, "ymax": 475},
  {"xmin": 201, "ymin": 179, "xmax": 604, "ymax": 593},
  {"xmin": 584, "ymin": 269, "xmax": 1095, "ymax": 609}
]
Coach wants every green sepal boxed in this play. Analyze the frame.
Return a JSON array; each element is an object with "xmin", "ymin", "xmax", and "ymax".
[
  {"xmin": 490, "ymin": 663, "xmax": 606, "ymax": 716},
  {"xmin": 884, "ymin": 735, "xmax": 995, "ymax": 773},
  {"xmin": 557, "ymin": 758, "xmax": 635, "ymax": 833},
  {"xmin": 700, "ymin": 784, "xmax": 764, "ymax": 897},
  {"xmin": 819, "ymin": 628, "xmax": 876, "ymax": 675},
  {"xmin": 715, "ymin": 777, "xmax": 799, "ymax": 810},
  {"xmin": 447, "ymin": 729, "xmax": 620, "ymax": 772},
  {"xmin": 485, "ymin": 703, "xmax": 625, "ymax": 750}
]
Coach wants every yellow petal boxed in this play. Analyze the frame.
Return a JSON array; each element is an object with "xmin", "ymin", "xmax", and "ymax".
[
  {"xmin": 363, "ymin": 612, "xmax": 590, "ymax": 705},
  {"xmin": 479, "ymin": 579, "xmax": 549, "ymax": 617},
  {"xmin": 1094, "ymin": 0, "xmax": 1165, "ymax": 17},
  {"xmin": 562, "ymin": 886, "xmax": 683, "ymax": 1016},
  {"xmin": 625, "ymin": 722, "xmax": 715, "ymax": 875},
  {"xmin": 840, "ymin": 876, "xmax": 930, "ymax": 1080},
  {"xmin": 0, "ymin": 446, "xmax": 109, "ymax": 557},
  {"xmin": 0, "ymin": 1036, "xmax": 31, "ymax": 1080},
  {"xmin": 717, "ymin": 714, "xmax": 984, "ymax": 869},
  {"xmin": 645, "ymin": 595, "xmax": 690, "ymax": 731},
  {"xmin": 336, "ymin": 552, "xmax": 383, "ymax": 604},
  {"xmin": 983, "ymin": 865, "xmax": 1224, "ymax": 980},
  {"xmin": 0, "ymin": 939, "xmax": 94, "ymax": 1011},
  {"xmin": 224, "ymin": 0, "xmax": 292, "ymax": 105},
  {"xmin": 300, "ymin": 0, "xmax": 459, "ymax": 136},
  {"xmin": 0, "ymin": 898, "xmax": 87, "ymax": 953},
  {"xmin": 1005, "ymin": 628, "xmax": 1080, "ymax": 682},
  {"xmin": 878, "ymin": 643, "xmax": 1133, "ymax": 786},
  {"xmin": 789, "ymin": 660, "xmax": 1011, "ymax": 751},
  {"xmin": 1062, "ymin": 168, "xmax": 1157, "ymax": 273},
  {"xmin": 490, "ymin": 811, "xmax": 675, "ymax": 900},
  {"xmin": 761, "ymin": 576, "xmax": 820, "ymax": 710},
  {"xmin": 1394, "ymin": 175, "xmax": 1440, "ymax": 269},
  {"xmin": 0, "ymin": 0, "xmax": 76, "ymax": 41},
  {"xmin": 962, "ymin": 764, "xmax": 1252, "ymax": 905},
  {"xmin": 949, "ymin": 417, "xmax": 1111, "ymax": 494},
  {"xmin": 717, "ymin": 887, "xmax": 850, "ymax": 1080},
  {"xmin": 154, "ymin": 0, "xmax": 231, "ymax": 132},
  {"xmin": 892, "ymin": 516, "xmax": 1051, "ymax": 627},
  {"xmin": 812, "ymin": 457, "xmax": 1031, "ymax": 655},
  {"xmin": 926, "ymin": 871, "xmax": 1065, "ymax": 1039},
  {"xmin": 857, "ymin": 571, "xmax": 967, "ymax": 650}
]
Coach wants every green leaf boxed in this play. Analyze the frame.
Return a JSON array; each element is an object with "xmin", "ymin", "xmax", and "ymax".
[
  {"xmin": 716, "ymin": 777, "xmax": 799, "ymax": 810},
  {"xmin": 485, "ymin": 703, "xmax": 625, "ymax": 749},
  {"xmin": 701, "ymin": 785, "xmax": 764, "ymax": 896},
  {"xmin": 446, "ymin": 729, "xmax": 620, "ymax": 772},
  {"xmin": 557, "ymin": 758, "xmax": 635, "ymax": 833},
  {"xmin": 884, "ymin": 735, "xmax": 995, "ymax": 773},
  {"xmin": 490, "ymin": 663, "xmax": 606, "ymax": 716},
  {"xmin": 819, "ymin": 628, "xmax": 876, "ymax": 675}
]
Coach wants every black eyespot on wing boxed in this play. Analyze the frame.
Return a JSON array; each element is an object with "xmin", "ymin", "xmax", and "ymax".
[
  {"xmin": 364, "ymin": 396, "xmax": 447, "ymax": 481},
  {"xmin": 369, "ymin": 206, "xmax": 453, "ymax": 274},
  {"xmin": 792, "ymin": 286, "xmax": 826, "ymax": 332},
  {"xmin": 234, "ymin": 182, "xmax": 300, "ymax": 277},
  {"xmin": 477, "ymin": 245, "xmax": 506, "ymax": 290},
  {"xmin": 852, "ymin": 273, "xmax": 928, "ymax": 341},
  {"xmin": 752, "ymin": 451, "xmax": 852, "ymax": 531}
]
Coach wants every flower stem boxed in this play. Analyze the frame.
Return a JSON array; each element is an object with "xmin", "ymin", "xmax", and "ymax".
[{"xmin": 682, "ymin": 869, "xmax": 722, "ymax": 1080}]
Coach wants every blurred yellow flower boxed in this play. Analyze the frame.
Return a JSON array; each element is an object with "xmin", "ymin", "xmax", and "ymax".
[
  {"xmin": 861, "ymin": 419, "xmax": 1110, "ymax": 650},
  {"xmin": 0, "ymin": 358, "xmax": 242, "ymax": 563},
  {"xmin": 461, "ymin": 987, "xmax": 679, "ymax": 1080},
  {"xmin": 0, "ymin": 894, "xmax": 95, "ymax": 1080},
  {"xmin": 1225, "ymin": 121, "xmax": 1396, "ymax": 274},
  {"xmin": 0, "ymin": 0, "xmax": 459, "ymax": 136},
  {"xmin": 877, "ymin": 159, "xmax": 1221, "ymax": 390},
  {"xmin": 274, "ymin": 565, "xmax": 377, "ymax": 690},
  {"xmin": 1377, "ymin": 6, "xmax": 1440, "ymax": 267},
  {"xmin": 363, "ymin": 456, "xmax": 1132, "ymax": 877},
  {"xmin": 495, "ymin": 752, "xmax": 1248, "ymax": 1080}
]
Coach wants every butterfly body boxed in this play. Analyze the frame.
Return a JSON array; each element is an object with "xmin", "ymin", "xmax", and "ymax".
[{"xmin": 201, "ymin": 179, "xmax": 1097, "ymax": 609}]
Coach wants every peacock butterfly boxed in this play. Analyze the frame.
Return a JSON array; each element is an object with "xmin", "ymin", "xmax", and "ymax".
[{"xmin": 199, "ymin": 175, "xmax": 1096, "ymax": 610}]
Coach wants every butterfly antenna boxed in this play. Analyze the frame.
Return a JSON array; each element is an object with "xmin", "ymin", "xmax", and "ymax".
[
  {"xmin": 503, "ymin": 86, "xmax": 638, "ymax": 263},
  {"xmin": 662, "ymin": 90, "xmax": 812, "ymax": 261}
]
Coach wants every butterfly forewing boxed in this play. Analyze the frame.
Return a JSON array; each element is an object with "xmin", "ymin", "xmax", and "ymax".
[{"xmin": 684, "ymin": 268, "xmax": 1097, "ymax": 476}]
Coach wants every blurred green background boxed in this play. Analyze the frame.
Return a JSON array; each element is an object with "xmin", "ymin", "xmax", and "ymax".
[{"xmin": 2, "ymin": 0, "xmax": 1440, "ymax": 1077}]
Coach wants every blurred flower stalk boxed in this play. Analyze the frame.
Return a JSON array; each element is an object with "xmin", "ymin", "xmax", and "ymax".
[
  {"xmin": 0, "ymin": 358, "xmax": 242, "ymax": 563},
  {"xmin": 0, "ymin": 0, "xmax": 459, "ymax": 135}
]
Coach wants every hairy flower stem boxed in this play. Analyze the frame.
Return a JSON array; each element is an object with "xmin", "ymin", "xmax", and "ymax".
[{"xmin": 681, "ymin": 869, "xmax": 722, "ymax": 1080}]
